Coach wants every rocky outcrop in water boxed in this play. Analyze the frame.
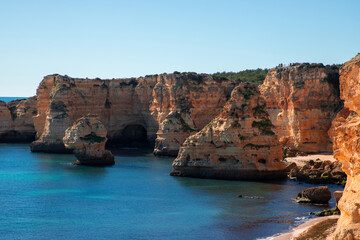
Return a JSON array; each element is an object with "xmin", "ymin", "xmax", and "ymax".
[
  {"xmin": 0, "ymin": 97, "xmax": 37, "ymax": 142},
  {"xmin": 63, "ymin": 114, "xmax": 114, "ymax": 166},
  {"xmin": 296, "ymin": 186, "xmax": 331, "ymax": 204},
  {"xmin": 30, "ymin": 73, "xmax": 238, "ymax": 154},
  {"xmin": 171, "ymin": 83, "xmax": 287, "ymax": 180},
  {"xmin": 259, "ymin": 64, "xmax": 341, "ymax": 155},
  {"xmin": 332, "ymin": 54, "xmax": 360, "ymax": 240}
]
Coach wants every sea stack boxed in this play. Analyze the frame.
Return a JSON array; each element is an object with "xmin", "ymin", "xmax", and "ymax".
[
  {"xmin": 63, "ymin": 114, "xmax": 114, "ymax": 166},
  {"xmin": 171, "ymin": 83, "xmax": 287, "ymax": 180},
  {"xmin": 259, "ymin": 63, "xmax": 341, "ymax": 155},
  {"xmin": 332, "ymin": 54, "xmax": 360, "ymax": 239}
]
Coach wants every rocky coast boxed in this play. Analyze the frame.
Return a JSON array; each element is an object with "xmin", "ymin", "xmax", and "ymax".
[
  {"xmin": 29, "ymin": 73, "xmax": 239, "ymax": 155},
  {"xmin": 259, "ymin": 63, "xmax": 341, "ymax": 155},
  {"xmin": 1, "ymin": 56, "xmax": 357, "ymax": 239},
  {"xmin": 268, "ymin": 53, "xmax": 360, "ymax": 240},
  {"xmin": 0, "ymin": 96, "xmax": 37, "ymax": 142},
  {"xmin": 331, "ymin": 54, "xmax": 360, "ymax": 239},
  {"xmin": 171, "ymin": 83, "xmax": 287, "ymax": 180}
]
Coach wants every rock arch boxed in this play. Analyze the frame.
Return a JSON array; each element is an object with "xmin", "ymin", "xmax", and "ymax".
[{"xmin": 108, "ymin": 124, "xmax": 149, "ymax": 147}]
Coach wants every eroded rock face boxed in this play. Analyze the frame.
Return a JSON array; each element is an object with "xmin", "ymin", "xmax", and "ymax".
[
  {"xmin": 328, "ymin": 106, "xmax": 350, "ymax": 144},
  {"xmin": 259, "ymin": 64, "xmax": 341, "ymax": 154},
  {"xmin": 154, "ymin": 111, "xmax": 196, "ymax": 156},
  {"xmin": 31, "ymin": 73, "xmax": 238, "ymax": 154},
  {"xmin": 332, "ymin": 54, "xmax": 360, "ymax": 240},
  {"xmin": 63, "ymin": 114, "xmax": 114, "ymax": 166},
  {"xmin": 0, "ymin": 97, "xmax": 37, "ymax": 142},
  {"xmin": 171, "ymin": 83, "xmax": 286, "ymax": 180}
]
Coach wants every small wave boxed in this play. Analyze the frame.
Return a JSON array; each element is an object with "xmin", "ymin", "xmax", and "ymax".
[
  {"xmin": 256, "ymin": 235, "xmax": 280, "ymax": 240},
  {"xmin": 294, "ymin": 216, "xmax": 311, "ymax": 226}
]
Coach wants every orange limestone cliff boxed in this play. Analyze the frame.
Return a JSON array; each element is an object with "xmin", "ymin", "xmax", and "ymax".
[
  {"xmin": 0, "ymin": 96, "xmax": 37, "ymax": 142},
  {"xmin": 152, "ymin": 74, "xmax": 233, "ymax": 156},
  {"xmin": 171, "ymin": 83, "xmax": 287, "ymax": 180},
  {"xmin": 332, "ymin": 54, "xmax": 360, "ymax": 240},
  {"xmin": 259, "ymin": 64, "xmax": 341, "ymax": 155},
  {"xmin": 30, "ymin": 73, "xmax": 239, "ymax": 154}
]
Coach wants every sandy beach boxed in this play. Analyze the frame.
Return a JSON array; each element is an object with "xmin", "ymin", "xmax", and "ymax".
[
  {"xmin": 267, "ymin": 154, "xmax": 340, "ymax": 239},
  {"xmin": 270, "ymin": 215, "xmax": 339, "ymax": 240},
  {"xmin": 285, "ymin": 154, "xmax": 336, "ymax": 167}
]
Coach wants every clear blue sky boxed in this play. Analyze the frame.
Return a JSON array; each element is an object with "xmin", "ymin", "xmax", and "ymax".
[{"xmin": 1, "ymin": 0, "xmax": 359, "ymax": 96}]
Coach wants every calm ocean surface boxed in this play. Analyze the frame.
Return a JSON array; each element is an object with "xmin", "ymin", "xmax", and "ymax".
[
  {"xmin": 0, "ymin": 97, "xmax": 28, "ymax": 103},
  {"xmin": 0, "ymin": 144, "xmax": 343, "ymax": 240}
]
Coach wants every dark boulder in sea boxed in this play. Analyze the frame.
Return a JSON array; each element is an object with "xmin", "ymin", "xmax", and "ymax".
[{"xmin": 296, "ymin": 186, "xmax": 331, "ymax": 204}]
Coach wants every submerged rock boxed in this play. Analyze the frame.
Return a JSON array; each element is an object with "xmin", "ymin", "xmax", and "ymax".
[
  {"xmin": 296, "ymin": 186, "xmax": 331, "ymax": 204},
  {"xmin": 171, "ymin": 83, "xmax": 287, "ymax": 180},
  {"xmin": 63, "ymin": 114, "xmax": 114, "ymax": 166},
  {"xmin": 315, "ymin": 207, "xmax": 340, "ymax": 217}
]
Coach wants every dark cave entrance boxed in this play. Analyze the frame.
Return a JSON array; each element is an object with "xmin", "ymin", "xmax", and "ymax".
[{"xmin": 107, "ymin": 124, "xmax": 150, "ymax": 148}]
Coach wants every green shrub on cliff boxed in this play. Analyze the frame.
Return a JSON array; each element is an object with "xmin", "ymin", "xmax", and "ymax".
[{"xmin": 212, "ymin": 68, "xmax": 269, "ymax": 85}]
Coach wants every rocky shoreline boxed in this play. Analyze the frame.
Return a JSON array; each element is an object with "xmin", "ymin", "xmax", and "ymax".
[{"xmin": 4, "ymin": 54, "xmax": 360, "ymax": 239}]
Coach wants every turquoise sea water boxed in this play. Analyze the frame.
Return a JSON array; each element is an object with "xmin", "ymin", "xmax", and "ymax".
[
  {"xmin": 0, "ymin": 144, "xmax": 343, "ymax": 240},
  {"xmin": 0, "ymin": 97, "xmax": 27, "ymax": 103}
]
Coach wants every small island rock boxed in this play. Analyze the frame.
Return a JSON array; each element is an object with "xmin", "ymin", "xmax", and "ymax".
[{"xmin": 63, "ymin": 114, "xmax": 114, "ymax": 166}]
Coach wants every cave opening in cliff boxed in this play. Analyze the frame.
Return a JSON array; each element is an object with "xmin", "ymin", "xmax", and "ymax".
[{"xmin": 107, "ymin": 124, "xmax": 149, "ymax": 148}]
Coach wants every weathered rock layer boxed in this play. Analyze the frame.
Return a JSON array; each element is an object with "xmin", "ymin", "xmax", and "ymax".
[
  {"xmin": 259, "ymin": 64, "xmax": 341, "ymax": 154},
  {"xmin": 172, "ymin": 83, "xmax": 287, "ymax": 180},
  {"xmin": 30, "ymin": 73, "xmax": 239, "ymax": 154},
  {"xmin": 63, "ymin": 114, "xmax": 114, "ymax": 166},
  {"xmin": 332, "ymin": 54, "xmax": 360, "ymax": 240},
  {"xmin": 0, "ymin": 97, "xmax": 37, "ymax": 142}
]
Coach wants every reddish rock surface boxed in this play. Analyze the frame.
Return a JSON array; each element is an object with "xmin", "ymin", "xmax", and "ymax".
[
  {"xmin": 332, "ymin": 54, "xmax": 360, "ymax": 240},
  {"xmin": 154, "ymin": 111, "xmax": 197, "ymax": 156},
  {"xmin": 259, "ymin": 64, "xmax": 341, "ymax": 154},
  {"xmin": 328, "ymin": 106, "xmax": 350, "ymax": 144},
  {"xmin": 0, "ymin": 96, "xmax": 37, "ymax": 142},
  {"xmin": 171, "ymin": 83, "xmax": 287, "ymax": 180},
  {"xmin": 30, "ymin": 73, "xmax": 239, "ymax": 154}
]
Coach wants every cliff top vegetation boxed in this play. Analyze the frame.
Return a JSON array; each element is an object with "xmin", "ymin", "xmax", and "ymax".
[{"xmin": 212, "ymin": 68, "xmax": 268, "ymax": 85}]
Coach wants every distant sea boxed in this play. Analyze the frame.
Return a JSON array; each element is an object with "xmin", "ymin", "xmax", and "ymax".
[
  {"xmin": 0, "ymin": 97, "xmax": 28, "ymax": 103},
  {"xmin": 0, "ymin": 144, "xmax": 343, "ymax": 240}
]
